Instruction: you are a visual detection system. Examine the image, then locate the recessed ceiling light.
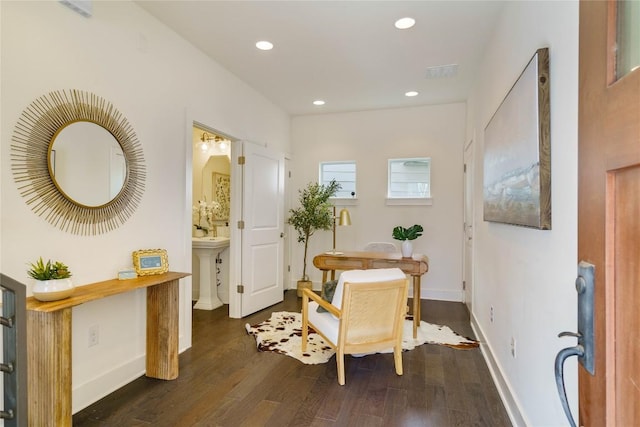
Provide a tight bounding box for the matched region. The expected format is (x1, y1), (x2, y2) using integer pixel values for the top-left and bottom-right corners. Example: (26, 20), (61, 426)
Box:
(256, 40), (274, 51)
(313, 100), (325, 106)
(405, 91), (419, 97)
(395, 17), (415, 30)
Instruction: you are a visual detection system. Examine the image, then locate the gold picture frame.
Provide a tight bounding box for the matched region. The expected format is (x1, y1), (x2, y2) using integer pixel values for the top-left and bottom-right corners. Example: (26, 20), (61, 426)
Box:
(132, 249), (169, 276)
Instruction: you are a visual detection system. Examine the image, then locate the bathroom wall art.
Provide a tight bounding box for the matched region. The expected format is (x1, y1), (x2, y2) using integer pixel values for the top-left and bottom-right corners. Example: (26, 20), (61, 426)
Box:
(212, 173), (230, 220)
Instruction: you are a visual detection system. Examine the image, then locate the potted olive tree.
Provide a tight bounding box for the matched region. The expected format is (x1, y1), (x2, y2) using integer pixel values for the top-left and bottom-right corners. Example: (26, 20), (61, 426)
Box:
(392, 224), (424, 258)
(287, 180), (341, 296)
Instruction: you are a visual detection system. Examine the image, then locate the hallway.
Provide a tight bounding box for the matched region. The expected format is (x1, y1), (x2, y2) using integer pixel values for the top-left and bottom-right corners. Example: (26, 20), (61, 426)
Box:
(74, 291), (511, 426)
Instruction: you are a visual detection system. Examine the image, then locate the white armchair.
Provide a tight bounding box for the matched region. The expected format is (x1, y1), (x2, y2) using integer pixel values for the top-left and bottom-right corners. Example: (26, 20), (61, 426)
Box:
(301, 268), (408, 385)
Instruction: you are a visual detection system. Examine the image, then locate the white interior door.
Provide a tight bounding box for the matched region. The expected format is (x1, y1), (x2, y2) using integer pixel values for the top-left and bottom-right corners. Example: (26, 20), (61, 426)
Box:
(463, 139), (474, 313)
(240, 142), (285, 316)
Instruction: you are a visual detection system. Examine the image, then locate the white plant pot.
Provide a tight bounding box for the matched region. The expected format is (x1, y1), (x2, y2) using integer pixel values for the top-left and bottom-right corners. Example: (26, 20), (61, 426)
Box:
(32, 278), (74, 302)
(401, 240), (413, 258)
(194, 228), (206, 238)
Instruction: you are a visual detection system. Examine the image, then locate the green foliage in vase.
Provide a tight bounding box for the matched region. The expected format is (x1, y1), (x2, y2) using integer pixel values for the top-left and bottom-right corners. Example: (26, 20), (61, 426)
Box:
(27, 257), (72, 280)
(392, 224), (424, 241)
(287, 180), (341, 280)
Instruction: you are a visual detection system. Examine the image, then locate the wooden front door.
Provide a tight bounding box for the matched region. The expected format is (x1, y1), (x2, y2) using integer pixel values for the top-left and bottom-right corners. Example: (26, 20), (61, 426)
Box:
(579, 1), (640, 426)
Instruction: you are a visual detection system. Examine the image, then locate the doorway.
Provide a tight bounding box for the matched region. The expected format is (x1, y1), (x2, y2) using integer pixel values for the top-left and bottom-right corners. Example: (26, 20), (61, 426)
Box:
(191, 124), (233, 305)
(463, 138), (474, 314)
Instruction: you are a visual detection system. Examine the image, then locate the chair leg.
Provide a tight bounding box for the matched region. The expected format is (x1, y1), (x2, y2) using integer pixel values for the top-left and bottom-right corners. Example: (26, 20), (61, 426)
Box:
(394, 346), (403, 376)
(337, 349), (345, 385)
(301, 294), (308, 352)
(301, 325), (308, 352)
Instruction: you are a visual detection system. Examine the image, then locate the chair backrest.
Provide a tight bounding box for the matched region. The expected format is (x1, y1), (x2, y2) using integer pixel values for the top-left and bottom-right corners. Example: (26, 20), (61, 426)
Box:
(338, 277), (409, 352)
(363, 242), (398, 253)
(330, 268), (405, 311)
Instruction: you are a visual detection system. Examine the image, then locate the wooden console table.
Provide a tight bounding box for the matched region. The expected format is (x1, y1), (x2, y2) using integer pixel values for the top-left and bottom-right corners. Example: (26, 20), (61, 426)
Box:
(313, 251), (429, 338)
(26, 271), (189, 426)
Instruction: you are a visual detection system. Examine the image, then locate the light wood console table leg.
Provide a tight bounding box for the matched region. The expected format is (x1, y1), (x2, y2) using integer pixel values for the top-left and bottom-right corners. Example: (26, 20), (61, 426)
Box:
(146, 279), (179, 380)
(27, 308), (72, 426)
(412, 276), (421, 338)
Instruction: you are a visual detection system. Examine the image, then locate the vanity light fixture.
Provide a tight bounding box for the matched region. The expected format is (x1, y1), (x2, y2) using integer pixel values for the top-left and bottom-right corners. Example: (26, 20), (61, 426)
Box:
(394, 17), (415, 30)
(256, 40), (274, 51)
(200, 132), (229, 152)
(405, 91), (419, 97)
(313, 100), (325, 106)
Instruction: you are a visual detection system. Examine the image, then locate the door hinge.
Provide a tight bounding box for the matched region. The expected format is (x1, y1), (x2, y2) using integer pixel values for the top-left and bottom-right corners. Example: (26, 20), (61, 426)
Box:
(288, 170), (291, 178)
(238, 155), (245, 165)
(237, 220), (245, 229)
(463, 281), (466, 290)
(464, 163), (467, 173)
(288, 265), (291, 272)
(237, 284), (244, 294)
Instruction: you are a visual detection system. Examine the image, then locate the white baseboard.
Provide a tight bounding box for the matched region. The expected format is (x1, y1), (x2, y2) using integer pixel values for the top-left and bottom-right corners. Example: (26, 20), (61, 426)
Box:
(422, 288), (462, 302)
(471, 312), (527, 427)
(72, 355), (146, 414)
(73, 342), (193, 414)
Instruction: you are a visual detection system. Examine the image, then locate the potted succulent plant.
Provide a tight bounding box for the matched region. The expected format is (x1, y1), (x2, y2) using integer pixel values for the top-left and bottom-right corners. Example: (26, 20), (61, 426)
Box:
(27, 257), (74, 301)
(392, 224), (424, 258)
(287, 180), (341, 296)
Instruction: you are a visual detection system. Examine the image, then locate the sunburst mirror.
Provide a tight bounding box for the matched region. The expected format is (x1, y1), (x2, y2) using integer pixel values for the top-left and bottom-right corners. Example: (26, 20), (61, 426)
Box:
(11, 89), (146, 235)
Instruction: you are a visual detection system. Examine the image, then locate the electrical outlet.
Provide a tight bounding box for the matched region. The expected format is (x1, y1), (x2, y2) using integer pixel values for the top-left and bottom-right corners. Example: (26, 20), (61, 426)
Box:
(88, 324), (99, 347)
(490, 306), (494, 323)
(511, 337), (517, 358)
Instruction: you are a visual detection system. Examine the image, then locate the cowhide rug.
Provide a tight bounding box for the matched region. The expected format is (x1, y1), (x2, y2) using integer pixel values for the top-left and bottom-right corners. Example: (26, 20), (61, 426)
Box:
(245, 311), (479, 365)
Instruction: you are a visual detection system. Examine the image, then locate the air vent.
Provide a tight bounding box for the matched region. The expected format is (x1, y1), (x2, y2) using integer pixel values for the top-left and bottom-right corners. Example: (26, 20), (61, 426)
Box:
(425, 64), (458, 79)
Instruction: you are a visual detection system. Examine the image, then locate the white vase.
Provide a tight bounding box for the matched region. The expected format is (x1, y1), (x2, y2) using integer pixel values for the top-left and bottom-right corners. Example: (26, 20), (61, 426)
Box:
(401, 240), (413, 258)
(32, 278), (74, 302)
(194, 228), (205, 238)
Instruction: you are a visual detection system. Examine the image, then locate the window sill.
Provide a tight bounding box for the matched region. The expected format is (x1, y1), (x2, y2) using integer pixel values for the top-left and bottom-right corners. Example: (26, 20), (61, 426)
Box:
(330, 198), (358, 206)
(385, 197), (433, 206)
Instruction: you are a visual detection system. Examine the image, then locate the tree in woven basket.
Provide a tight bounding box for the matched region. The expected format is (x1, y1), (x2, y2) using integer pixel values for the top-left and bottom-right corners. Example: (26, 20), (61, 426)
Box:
(287, 180), (341, 281)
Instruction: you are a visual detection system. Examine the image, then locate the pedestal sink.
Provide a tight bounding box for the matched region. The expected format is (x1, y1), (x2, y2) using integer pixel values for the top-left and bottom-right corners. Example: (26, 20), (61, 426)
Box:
(192, 236), (230, 310)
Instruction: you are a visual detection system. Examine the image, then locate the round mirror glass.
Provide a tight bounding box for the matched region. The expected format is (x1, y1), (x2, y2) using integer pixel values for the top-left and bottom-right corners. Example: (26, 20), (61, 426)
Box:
(50, 121), (126, 207)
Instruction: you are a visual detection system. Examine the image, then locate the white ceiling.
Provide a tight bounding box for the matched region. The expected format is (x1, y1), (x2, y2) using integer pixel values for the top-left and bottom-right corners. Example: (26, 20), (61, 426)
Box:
(135, 1), (505, 116)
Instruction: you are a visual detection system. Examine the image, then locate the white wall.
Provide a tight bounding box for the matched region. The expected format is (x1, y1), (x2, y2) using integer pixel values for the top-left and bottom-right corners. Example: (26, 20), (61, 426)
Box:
(1, 1), (289, 413)
(466, 2), (579, 425)
(290, 103), (465, 301)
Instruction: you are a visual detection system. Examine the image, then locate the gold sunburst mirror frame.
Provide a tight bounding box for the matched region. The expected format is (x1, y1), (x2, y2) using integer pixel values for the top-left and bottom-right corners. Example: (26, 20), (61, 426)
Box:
(10, 89), (146, 235)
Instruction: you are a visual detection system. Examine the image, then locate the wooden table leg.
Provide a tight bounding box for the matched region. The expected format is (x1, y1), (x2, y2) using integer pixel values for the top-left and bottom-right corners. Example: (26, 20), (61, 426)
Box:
(146, 279), (179, 380)
(412, 276), (421, 338)
(27, 309), (72, 426)
(322, 270), (328, 284)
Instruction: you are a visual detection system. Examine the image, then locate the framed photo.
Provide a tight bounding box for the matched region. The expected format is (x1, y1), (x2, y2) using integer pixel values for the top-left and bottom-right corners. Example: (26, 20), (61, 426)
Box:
(483, 47), (551, 229)
(132, 249), (169, 276)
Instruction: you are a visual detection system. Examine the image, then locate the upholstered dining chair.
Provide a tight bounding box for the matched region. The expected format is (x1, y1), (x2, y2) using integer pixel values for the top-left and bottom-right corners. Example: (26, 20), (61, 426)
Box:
(301, 268), (409, 385)
(363, 241), (398, 253)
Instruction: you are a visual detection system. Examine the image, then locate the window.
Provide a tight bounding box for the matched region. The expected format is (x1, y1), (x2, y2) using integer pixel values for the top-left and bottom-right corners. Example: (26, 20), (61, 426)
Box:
(387, 158), (431, 203)
(319, 161), (356, 198)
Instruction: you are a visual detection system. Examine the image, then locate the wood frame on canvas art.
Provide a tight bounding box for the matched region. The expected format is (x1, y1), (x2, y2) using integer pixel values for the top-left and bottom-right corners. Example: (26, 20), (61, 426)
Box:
(483, 47), (551, 229)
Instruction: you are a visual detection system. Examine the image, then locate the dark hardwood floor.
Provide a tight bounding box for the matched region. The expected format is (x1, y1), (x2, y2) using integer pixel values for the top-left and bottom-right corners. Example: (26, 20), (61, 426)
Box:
(74, 291), (511, 426)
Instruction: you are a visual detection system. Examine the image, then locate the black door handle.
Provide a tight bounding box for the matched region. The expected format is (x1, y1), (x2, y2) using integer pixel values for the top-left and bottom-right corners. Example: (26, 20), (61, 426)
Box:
(554, 342), (583, 427)
(554, 262), (595, 427)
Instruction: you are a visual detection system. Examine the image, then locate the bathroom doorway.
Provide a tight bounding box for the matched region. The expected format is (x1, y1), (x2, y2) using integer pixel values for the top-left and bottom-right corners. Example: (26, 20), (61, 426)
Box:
(191, 124), (233, 306)
(188, 121), (286, 320)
